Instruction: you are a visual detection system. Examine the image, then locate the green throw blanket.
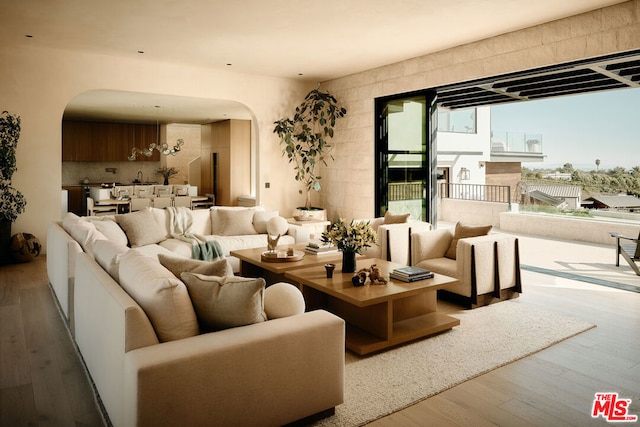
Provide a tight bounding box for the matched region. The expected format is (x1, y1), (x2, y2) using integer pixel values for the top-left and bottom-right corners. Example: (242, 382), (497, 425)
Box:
(167, 207), (224, 261)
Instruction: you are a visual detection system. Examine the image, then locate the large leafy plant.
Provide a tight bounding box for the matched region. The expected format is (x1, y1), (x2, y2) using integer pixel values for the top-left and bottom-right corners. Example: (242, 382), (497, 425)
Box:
(273, 88), (347, 209)
(0, 111), (26, 222)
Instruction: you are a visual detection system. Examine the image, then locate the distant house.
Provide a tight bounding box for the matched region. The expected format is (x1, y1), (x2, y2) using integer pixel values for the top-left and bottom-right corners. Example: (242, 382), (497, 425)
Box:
(583, 195), (640, 213)
(541, 171), (572, 181)
(521, 183), (581, 209)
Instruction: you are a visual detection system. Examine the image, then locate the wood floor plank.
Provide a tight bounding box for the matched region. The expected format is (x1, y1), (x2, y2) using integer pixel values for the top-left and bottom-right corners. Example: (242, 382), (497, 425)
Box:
(0, 304), (31, 389)
(0, 384), (38, 427)
(20, 284), (77, 426)
(438, 386), (536, 427)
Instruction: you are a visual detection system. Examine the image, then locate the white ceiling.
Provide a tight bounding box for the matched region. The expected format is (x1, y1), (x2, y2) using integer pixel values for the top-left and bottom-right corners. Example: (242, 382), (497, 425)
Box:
(1, 0), (627, 123)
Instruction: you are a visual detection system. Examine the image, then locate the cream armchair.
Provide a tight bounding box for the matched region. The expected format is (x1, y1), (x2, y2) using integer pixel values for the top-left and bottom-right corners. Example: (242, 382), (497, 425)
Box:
(359, 217), (432, 265)
(411, 229), (522, 308)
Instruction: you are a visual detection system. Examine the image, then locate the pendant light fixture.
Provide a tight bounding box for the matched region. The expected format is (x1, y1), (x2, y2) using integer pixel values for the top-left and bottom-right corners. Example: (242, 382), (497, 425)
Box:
(128, 106), (184, 160)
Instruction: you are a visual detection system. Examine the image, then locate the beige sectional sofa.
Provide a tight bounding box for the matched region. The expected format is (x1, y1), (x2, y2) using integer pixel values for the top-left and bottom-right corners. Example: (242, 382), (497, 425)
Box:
(46, 206), (345, 427)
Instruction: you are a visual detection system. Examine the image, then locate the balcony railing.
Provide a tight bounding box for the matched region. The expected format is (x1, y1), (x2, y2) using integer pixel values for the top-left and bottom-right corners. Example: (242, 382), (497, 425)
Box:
(389, 182), (423, 201)
(439, 182), (512, 206)
(491, 131), (543, 154)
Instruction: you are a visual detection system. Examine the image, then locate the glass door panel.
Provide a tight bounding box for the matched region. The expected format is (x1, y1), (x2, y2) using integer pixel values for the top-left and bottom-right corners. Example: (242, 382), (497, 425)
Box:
(375, 91), (437, 223)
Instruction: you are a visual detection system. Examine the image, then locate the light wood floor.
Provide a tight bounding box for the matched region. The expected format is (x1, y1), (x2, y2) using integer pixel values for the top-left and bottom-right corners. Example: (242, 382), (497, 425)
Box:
(1, 257), (638, 426)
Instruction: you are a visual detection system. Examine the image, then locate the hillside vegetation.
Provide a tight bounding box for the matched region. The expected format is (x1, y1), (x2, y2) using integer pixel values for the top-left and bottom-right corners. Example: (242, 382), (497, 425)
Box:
(522, 163), (640, 198)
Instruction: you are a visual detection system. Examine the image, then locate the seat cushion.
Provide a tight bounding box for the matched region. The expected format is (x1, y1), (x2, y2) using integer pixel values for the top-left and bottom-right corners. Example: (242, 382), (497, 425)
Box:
(180, 273), (266, 331)
(445, 222), (492, 260)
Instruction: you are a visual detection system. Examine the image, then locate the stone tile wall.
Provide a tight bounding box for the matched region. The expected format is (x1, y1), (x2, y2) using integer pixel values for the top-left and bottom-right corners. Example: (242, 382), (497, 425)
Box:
(320, 0), (640, 222)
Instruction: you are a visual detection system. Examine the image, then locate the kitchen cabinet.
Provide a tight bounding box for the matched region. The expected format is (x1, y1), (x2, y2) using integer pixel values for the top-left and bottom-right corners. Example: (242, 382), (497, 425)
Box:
(201, 120), (251, 206)
(63, 185), (84, 216)
(62, 121), (159, 162)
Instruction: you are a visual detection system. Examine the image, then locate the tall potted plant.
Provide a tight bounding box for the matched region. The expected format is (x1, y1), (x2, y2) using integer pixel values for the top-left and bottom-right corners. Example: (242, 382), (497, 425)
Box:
(273, 88), (347, 214)
(0, 111), (26, 264)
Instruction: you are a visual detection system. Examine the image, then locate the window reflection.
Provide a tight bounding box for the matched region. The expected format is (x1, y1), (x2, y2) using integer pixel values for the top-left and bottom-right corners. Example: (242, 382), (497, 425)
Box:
(437, 107), (476, 133)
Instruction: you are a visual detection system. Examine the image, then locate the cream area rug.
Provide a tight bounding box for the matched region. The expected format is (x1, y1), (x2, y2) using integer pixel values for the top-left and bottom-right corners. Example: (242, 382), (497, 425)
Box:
(312, 301), (595, 426)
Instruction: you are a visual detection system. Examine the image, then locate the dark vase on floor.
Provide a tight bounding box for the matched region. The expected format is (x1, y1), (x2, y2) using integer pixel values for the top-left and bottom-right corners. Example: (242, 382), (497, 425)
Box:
(0, 220), (11, 265)
(163, 177), (169, 185)
(342, 250), (356, 273)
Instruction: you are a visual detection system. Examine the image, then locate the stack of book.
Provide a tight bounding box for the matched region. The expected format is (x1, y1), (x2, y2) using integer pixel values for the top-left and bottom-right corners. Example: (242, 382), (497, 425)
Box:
(304, 242), (339, 255)
(390, 266), (434, 282)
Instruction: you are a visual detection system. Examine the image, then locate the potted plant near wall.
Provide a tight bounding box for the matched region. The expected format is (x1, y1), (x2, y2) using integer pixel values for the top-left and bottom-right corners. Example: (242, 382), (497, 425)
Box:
(273, 88), (347, 219)
(156, 166), (179, 185)
(0, 111), (27, 264)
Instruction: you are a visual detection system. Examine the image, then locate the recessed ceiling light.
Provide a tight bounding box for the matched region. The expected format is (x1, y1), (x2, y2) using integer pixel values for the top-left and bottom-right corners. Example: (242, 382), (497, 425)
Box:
(226, 63), (232, 66)
(298, 73), (304, 76)
(137, 50), (144, 54)
(25, 35), (33, 38)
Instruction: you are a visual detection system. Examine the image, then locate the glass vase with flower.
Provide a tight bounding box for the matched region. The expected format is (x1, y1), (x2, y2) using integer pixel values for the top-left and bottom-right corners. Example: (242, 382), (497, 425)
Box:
(320, 218), (377, 273)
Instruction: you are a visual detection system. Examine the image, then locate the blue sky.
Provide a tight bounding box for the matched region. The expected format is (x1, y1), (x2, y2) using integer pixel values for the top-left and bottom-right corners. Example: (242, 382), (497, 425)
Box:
(490, 87), (640, 171)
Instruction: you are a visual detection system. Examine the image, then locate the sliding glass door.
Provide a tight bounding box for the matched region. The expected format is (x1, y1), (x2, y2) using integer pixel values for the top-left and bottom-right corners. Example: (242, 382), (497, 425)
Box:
(375, 90), (437, 224)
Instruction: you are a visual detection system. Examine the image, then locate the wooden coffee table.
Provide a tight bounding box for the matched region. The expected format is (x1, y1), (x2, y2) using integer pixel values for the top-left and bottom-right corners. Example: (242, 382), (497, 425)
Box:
(284, 258), (460, 355)
(230, 243), (347, 285)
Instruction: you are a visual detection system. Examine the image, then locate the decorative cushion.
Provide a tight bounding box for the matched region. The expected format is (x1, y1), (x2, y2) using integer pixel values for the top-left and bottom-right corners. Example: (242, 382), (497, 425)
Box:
(93, 240), (129, 281)
(116, 207), (167, 247)
(63, 214), (107, 256)
(217, 208), (258, 236)
(158, 253), (232, 278)
(210, 206), (261, 235)
(384, 211), (410, 224)
(267, 216), (289, 236)
(89, 218), (128, 247)
(119, 250), (199, 342)
(253, 210), (279, 234)
(264, 282), (305, 319)
(190, 208), (212, 235)
(444, 222), (493, 260)
(180, 273), (266, 331)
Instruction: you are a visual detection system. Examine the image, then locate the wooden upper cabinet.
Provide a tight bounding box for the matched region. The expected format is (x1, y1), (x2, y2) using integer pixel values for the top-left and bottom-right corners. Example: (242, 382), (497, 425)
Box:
(62, 120), (160, 161)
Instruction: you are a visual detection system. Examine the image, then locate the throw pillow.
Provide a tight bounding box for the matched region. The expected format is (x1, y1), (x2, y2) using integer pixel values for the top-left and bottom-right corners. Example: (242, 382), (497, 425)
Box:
(180, 273), (266, 331)
(384, 211), (410, 224)
(158, 253), (232, 278)
(119, 250), (199, 342)
(266, 216), (289, 236)
(116, 207), (167, 247)
(64, 215), (108, 256)
(93, 239), (129, 281)
(264, 282), (305, 319)
(217, 208), (258, 236)
(253, 210), (279, 234)
(210, 206), (260, 235)
(444, 222), (493, 260)
(89, 218), (129, 247)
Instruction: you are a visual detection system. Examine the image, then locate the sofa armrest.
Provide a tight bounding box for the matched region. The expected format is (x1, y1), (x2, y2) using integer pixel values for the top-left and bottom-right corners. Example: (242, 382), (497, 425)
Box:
(46, 222), (82, 322)
(411, 229), (452, 265)
(457, 233), (521, 298)
(75, 252), (159, 427)
(378, 220), (432, 265)
(124, 310), (345, 427)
